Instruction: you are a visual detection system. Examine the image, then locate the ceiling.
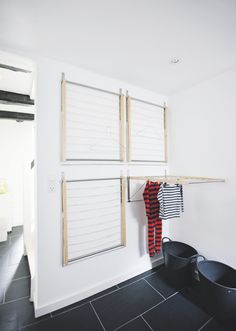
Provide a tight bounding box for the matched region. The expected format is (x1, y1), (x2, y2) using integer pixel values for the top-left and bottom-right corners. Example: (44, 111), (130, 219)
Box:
(0, 0), (236, 95)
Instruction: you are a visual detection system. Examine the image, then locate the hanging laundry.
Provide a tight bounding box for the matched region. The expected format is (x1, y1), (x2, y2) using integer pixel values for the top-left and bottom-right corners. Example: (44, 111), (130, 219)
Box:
(143, 181), (162, 257)
(157, 183), (184, 220)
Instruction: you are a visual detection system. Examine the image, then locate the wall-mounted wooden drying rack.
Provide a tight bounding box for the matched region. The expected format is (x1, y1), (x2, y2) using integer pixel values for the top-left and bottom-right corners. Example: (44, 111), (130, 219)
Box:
(127, 175), (226, 202)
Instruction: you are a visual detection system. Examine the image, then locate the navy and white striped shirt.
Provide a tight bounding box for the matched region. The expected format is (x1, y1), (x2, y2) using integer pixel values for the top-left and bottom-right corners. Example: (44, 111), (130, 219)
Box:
(157, 183), (184, 220)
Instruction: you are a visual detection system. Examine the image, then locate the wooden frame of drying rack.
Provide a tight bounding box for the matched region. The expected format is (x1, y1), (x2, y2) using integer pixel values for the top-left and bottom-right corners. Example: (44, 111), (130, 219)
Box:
(126, 91), (168, 163)
(127, 175), (226, 202)
(61, 73), (126, 162)
(61, 176), (127, 266)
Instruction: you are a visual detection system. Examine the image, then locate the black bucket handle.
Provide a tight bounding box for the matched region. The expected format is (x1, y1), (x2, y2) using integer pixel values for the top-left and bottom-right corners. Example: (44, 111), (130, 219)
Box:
(190, 254), (206, 264)
(162, 237), (172, 245)
(190, 254), (206, 281)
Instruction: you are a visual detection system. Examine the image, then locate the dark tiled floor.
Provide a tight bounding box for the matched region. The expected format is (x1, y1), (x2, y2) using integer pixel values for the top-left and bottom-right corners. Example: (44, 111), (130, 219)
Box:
(0, 227), (235, 331)
(92, 279), (164, 330)
(0, 226), (50, 330)
(143, 289), (209, 331)
(115, 317), (151, 331)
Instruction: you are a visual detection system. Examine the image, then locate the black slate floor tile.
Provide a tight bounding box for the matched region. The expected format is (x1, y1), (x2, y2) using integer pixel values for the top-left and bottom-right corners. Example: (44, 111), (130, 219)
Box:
(13, 256), (31, 280)
(0, 297), (49, 330)
(8, 236), (24, 266)
(5, 277), (30, 302)
(200, 318), (227, 331)
(117, 317), (151, 331)
(143, 289), (210, 331)
(117, 265), (164, 288)
(145, 267), (181, 298)
(52, 285), (118, 316)
(0, 265), (21, 285)
(92, 279), (164, 331)
(0, 285), (4, 304)
(219, 318), (236, 331)
(182, 282), (211, 312)
(23, 303), (104, 331)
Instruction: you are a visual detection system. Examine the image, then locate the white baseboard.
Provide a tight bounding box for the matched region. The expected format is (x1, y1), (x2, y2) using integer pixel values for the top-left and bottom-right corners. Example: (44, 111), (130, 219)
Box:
(34, 257), (164, 318)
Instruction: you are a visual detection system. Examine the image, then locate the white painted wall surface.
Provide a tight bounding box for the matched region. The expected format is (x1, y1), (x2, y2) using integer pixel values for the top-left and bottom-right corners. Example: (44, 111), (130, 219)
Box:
(0, 120), (33, 230)
(35, 56), (168, 316)
(168, 66), (236, 269)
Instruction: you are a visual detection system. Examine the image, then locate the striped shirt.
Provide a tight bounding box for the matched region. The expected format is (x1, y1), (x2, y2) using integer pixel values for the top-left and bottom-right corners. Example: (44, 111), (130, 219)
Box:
(157, 183), (184, 220)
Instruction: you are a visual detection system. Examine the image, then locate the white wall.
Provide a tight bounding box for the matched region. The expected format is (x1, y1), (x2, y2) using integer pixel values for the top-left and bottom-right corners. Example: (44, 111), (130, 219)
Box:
(35, 56), (168, 316)
(0, 120), (34, 230)
(168, 66), (236, 269)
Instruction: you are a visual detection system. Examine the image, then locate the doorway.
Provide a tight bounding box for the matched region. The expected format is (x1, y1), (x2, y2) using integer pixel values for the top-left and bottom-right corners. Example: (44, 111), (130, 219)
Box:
(0, 52), (36, 307)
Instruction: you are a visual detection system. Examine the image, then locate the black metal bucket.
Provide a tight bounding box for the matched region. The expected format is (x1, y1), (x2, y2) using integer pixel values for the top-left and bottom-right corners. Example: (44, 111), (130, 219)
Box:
(162, 237), (198, 287)
(197, 260), (236, 322)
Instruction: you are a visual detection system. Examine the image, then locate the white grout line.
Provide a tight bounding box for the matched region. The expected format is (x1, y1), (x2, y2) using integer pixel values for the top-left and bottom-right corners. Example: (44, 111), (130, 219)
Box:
(140, 299), (167, 316)
(198, 317), (213, 331)
(141, 315), (154, 331)
(113, 316), (140, 331)
(165, 290), (180, 300)
(90, 287), (120, 303)
(51, 288), (120, 317)
(51, 301), (89, 317)
(143, 278), (166, 300)
(116, 266), (164, 290)
(3, 295), (30, 304)
(20, 316), (52, 330)
(90, 302), (106, 331)
(141, 290), (179, 317)
(11, 275), (31, 282)
(114, 292), (174, 331)
(116, 277), (143, 289)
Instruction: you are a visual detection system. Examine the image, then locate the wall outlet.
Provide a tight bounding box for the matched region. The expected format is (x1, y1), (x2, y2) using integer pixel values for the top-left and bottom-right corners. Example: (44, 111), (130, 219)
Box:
(48, 180), (56, 192)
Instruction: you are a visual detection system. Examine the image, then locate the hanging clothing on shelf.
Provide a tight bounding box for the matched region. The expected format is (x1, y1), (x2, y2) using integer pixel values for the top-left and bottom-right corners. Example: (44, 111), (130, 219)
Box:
(157, 183), (184, 220)
(143, 181), (162, 257)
